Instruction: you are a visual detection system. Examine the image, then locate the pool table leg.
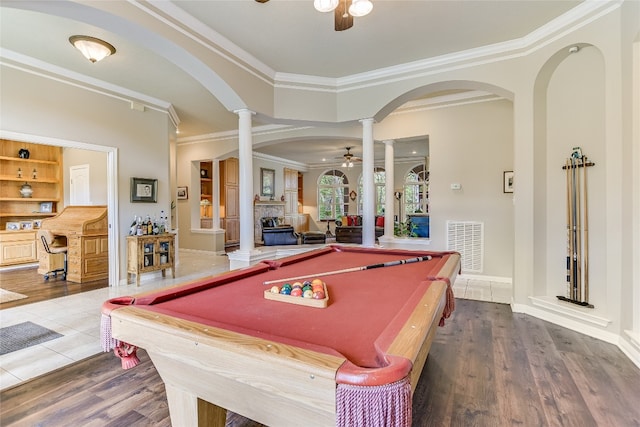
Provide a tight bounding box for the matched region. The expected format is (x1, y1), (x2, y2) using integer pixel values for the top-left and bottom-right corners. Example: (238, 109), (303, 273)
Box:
(165, 383), (227, 427)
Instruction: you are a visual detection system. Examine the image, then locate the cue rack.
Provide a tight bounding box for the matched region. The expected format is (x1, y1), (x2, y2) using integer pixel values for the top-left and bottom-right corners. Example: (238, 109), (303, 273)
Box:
(558, 147), (595, 308)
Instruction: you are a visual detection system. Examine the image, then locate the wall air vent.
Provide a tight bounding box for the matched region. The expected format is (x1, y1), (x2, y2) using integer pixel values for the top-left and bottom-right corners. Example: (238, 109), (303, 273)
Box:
(446, 221), (484, 273)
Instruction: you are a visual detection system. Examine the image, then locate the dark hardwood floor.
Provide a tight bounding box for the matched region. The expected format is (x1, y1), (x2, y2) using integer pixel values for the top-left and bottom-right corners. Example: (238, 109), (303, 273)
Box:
(2, 299), (639, 426)
(0, 265), (108, 309)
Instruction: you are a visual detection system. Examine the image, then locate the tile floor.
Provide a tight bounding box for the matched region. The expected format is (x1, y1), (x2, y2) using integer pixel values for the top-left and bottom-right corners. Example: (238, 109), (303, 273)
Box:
(0, 250), (512, 391)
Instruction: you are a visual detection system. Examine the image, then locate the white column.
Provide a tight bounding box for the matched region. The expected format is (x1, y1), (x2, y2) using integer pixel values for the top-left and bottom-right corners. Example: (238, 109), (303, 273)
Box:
(361, 118), (375, 247)
(212, 160), (221, 230)
(383, 140), (395, 238)
(236, 108), (255, 253)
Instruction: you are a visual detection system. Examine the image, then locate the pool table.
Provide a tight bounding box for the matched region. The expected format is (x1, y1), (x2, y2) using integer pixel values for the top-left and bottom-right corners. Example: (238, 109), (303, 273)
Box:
(102, 245), (460, 427)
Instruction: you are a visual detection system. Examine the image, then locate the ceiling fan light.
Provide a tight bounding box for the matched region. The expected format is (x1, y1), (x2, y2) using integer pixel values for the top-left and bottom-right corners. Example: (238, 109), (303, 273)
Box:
(314, 0), (339, 13)
(69, 35), (116, 63)
(349, 0), (373, 17)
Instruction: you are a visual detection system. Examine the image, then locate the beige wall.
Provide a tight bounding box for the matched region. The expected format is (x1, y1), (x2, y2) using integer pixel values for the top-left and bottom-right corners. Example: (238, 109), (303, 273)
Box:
(63, 148), (108, 206)
(0, 65), (174, 284)
(294, 99), (514, 278)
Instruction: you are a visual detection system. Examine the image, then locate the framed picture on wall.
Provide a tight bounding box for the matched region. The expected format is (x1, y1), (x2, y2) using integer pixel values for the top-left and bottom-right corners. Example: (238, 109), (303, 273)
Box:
(260, 168), (275, 197)
(177, 186), (188, 200)
(131, 177), (158, 203)
(503, 171), (514, 193)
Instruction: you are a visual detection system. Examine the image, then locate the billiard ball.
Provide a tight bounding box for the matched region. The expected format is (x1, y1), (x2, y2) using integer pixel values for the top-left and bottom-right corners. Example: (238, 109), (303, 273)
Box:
(312, 290), (325, 299)
(270, 286), (280, 293)
(303, 289), (313, 298)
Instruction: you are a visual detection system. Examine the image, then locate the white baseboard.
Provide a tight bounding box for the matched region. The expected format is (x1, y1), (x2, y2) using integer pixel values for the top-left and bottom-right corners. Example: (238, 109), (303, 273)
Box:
(512, 299), (640, 369)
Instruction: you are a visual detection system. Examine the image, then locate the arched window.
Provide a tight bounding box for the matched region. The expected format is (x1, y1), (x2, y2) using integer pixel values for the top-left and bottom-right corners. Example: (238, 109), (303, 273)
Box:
(404, 164), (429, 215)
(358, 167), (386, 215)
(317, 170), (349, 220)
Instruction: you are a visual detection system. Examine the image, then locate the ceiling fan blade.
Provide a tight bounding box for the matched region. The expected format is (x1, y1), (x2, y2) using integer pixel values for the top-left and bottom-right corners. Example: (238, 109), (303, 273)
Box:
(335, 0), (353, 31)
(255, 0), (269, 3)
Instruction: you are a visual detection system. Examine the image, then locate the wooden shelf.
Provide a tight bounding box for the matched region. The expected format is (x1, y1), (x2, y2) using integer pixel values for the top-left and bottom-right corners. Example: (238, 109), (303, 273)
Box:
(0, 155), (59, 165)
(0, 212), (57, 217)
(0, 176), (58, 183)
(1, 197), (60, 202)
(1, 140), (62, 245)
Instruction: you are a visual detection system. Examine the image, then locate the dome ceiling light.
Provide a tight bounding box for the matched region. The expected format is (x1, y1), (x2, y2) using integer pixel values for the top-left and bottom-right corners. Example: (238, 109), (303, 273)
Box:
(69, 35), (116, 63)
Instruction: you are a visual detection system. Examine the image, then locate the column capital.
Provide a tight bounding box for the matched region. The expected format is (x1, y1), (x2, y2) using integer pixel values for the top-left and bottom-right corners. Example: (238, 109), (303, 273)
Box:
(233, 108), (256, 116)
(359, 117), (375, 125)
(382, 139), (395, 145)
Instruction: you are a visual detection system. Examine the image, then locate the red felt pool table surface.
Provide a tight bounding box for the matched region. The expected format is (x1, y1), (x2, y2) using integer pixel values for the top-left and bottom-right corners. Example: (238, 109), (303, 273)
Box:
(103, 245), (460, 427)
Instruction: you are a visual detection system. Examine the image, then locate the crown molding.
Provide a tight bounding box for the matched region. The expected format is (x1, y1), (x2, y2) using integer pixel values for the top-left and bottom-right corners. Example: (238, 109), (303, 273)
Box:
(138, 0), (275, 84)
(0, 48), (180, 127)
(136, 0), (619, 94)
(273, 0), (621, 93)
(253, 151), (308, 172)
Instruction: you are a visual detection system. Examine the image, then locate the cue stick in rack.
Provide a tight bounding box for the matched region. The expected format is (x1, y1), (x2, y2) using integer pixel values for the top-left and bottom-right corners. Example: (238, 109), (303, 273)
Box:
(566, 158), (571, 296)
(571, 157), (580, 301)
(262, 255), (432, 285)
(576, 155), (582, 302)
(583, 155), (589, 303)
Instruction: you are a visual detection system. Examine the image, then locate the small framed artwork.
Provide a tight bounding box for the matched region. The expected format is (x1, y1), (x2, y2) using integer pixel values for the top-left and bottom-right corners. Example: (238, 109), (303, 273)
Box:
(20, 221), (33, 230)
(503, 171), (514, 193)
(33, 219), (43, 229)
(177, 186), (188, 200)
(40, 202), (53, 213)
(5, 222), (20, 231)
(260, 168), (275, 197)
(131, 177), (158, 203)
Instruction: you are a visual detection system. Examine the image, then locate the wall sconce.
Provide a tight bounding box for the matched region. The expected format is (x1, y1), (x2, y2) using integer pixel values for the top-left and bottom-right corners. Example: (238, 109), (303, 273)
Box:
(69, 35), (116, 63)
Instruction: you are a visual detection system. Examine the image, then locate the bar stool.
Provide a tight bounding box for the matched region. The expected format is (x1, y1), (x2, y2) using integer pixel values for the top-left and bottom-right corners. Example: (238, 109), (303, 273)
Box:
(38, 229), (67, 280)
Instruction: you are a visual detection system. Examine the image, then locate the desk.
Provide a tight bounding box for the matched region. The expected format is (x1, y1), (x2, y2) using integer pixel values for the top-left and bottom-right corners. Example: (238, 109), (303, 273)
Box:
(40, 206), (108, 283)
(102, 246), (460, 427)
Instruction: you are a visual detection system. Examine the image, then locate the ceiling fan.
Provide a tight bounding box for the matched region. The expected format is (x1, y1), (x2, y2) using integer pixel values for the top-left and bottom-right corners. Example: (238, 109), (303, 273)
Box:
(336, 147), (362, 167)
(255, 0), (372, 32)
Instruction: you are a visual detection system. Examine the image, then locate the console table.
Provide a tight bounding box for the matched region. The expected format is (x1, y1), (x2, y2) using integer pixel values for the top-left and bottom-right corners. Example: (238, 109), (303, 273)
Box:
(127, 233), (175, 286)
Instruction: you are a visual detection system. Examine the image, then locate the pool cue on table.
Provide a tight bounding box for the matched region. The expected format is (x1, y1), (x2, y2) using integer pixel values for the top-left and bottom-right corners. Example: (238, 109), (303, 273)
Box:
(262, 255), (432, 285)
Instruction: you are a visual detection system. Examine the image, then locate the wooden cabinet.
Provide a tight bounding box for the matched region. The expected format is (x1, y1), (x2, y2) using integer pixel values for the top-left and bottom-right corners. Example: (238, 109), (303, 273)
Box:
(127, 234), (175, 286)
(220, 158), (239, 245)
(282, 168), (308, 233)
(1, 140), (62, 266)
(0, 140), (62, 231)
(0, 230), (37, 266)
(284, 214), (309, 233)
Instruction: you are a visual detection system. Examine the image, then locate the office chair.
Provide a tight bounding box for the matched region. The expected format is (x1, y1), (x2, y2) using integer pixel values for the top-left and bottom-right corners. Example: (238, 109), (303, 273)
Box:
(38, 229), (67, 280)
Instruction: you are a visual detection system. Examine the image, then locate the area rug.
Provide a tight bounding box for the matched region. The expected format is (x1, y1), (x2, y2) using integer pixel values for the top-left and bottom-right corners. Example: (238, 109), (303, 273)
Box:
(0, 321), (63, 355)
(0, 288), (28, 304)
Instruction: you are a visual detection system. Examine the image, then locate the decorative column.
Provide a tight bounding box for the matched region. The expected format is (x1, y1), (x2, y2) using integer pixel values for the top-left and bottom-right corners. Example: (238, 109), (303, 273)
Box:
(383, 140), (395, 238)
(236, 109), (255, 253)
(360, 118), (375, 247)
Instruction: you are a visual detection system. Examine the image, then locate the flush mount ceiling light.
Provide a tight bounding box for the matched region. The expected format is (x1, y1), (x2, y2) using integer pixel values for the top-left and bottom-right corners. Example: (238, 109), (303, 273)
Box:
(69, 35), (116, 63)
